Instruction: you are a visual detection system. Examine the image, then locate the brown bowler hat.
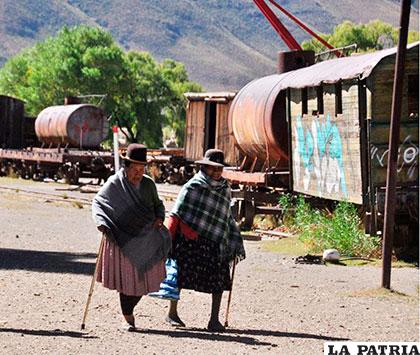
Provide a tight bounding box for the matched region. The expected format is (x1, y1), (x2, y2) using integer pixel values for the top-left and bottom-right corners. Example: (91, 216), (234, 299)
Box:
(120, 143), (148, 164)
(195, 149), (225, 167)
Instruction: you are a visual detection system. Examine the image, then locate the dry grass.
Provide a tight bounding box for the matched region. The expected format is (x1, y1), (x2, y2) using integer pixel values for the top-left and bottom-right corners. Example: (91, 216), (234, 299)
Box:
(0, 189), (86, 210)
(337, 258), (417, 268)
(71, 201), (84, 209)
(0, 191), (35, 209)
(261, 237), (310, 256)
(252, 214), (281, 230)
(0, 177), (37, 186)
(346, 287), (418, 303)
(260, 236), (418, 268)
(0, 176), (62, 188)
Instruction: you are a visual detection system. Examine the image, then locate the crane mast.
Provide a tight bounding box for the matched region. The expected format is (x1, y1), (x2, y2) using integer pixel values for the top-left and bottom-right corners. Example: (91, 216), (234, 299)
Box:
(253, 0), (341, 57)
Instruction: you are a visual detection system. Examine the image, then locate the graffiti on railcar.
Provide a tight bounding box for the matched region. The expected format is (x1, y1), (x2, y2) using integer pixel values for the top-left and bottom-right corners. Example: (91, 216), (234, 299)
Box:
(292, 112), (363, 203)
(294, 113), (348, 197)
(370, 134), (419, 179)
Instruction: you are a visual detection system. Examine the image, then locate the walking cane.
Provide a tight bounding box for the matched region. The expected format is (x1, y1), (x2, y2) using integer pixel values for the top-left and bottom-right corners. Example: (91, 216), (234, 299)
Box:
(81, 234), (105, 330)
(224, 256), (237, 328)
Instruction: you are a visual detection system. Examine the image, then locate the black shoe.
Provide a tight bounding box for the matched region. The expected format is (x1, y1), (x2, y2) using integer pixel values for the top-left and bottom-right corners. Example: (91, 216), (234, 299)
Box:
(207, 321), (225, 332)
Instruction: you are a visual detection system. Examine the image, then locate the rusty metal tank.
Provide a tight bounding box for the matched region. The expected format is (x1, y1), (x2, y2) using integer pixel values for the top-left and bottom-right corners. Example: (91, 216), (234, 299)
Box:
(35, 104), (108, 148)
(228, 74), (289, 169)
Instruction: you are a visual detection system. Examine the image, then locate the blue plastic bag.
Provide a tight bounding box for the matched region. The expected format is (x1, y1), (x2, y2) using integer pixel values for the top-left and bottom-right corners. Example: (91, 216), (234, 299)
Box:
(148, 258), (180, 301)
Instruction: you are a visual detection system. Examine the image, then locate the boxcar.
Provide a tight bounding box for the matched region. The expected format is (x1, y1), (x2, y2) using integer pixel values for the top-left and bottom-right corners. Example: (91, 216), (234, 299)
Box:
(225, 43), (418, 245)
(184, 92), (238, 165)
(286, 42), (419, 238)
(0, 95), (25, 149)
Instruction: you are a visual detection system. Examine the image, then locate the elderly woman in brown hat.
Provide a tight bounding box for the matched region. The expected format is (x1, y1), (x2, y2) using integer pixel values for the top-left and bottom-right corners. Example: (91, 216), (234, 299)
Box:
(92, 144), (171, 331)
(165, 149), (245, 332)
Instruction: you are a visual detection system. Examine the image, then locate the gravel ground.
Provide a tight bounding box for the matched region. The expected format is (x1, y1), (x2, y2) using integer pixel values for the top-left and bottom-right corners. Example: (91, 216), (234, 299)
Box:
(0, 179), (418, 354)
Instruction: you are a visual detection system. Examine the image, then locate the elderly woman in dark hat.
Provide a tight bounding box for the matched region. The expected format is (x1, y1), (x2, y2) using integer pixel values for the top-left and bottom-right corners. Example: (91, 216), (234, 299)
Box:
(92, 144), (171, 331)
(165, 149), (245, 332)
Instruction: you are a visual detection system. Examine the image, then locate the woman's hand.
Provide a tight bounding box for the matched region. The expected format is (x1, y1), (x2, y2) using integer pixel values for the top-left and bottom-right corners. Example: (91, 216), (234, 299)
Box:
(153, 218), (164, 230)
(97, 225), (116, 243)
(97, 225), (109, 234)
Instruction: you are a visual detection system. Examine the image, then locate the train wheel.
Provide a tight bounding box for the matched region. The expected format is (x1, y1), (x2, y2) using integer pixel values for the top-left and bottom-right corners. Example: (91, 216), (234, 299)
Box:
(68, 165), (80, 185)
(0, 160), (5, 176)
(59, 163), (80, 185)
(242, 200), (256, 230)
(244, 200), (256, 230)
(231, 200), (240, 221)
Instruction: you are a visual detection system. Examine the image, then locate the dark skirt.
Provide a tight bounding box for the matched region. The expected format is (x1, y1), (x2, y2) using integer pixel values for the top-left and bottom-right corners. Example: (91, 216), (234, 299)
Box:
(172, 234), (231, 294)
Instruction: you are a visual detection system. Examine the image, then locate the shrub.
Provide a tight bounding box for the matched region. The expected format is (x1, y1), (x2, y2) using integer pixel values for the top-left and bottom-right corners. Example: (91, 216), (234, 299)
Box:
(278, 194), (380, 257)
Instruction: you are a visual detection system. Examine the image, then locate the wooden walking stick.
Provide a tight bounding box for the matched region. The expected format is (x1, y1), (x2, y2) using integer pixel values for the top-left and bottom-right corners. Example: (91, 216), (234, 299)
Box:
(224, 256), (237, 328)
(81, 234), (105, 330)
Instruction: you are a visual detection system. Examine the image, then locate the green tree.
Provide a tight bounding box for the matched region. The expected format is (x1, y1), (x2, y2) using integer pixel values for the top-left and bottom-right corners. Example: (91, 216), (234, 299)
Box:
(115, 51), (173, 147)
(302, 20), (419, 54)
(161, 59), (202, 146)
(0, 25), (201, 147)
(0, 26), (127, 116)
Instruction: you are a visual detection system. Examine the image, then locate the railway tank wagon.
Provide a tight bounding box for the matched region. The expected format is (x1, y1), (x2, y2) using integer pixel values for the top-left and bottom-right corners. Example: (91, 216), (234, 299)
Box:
(224, 43), (418, 250)
(0, 102), (114, 184)
(35, 104), (108, 148)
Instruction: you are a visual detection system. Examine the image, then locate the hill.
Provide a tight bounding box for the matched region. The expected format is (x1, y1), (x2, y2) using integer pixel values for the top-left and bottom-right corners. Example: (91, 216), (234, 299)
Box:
(0, 0), (418, 90)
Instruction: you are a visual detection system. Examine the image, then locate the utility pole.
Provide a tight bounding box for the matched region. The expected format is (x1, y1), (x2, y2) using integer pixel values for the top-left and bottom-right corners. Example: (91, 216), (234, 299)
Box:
(381, 0), (411, 289)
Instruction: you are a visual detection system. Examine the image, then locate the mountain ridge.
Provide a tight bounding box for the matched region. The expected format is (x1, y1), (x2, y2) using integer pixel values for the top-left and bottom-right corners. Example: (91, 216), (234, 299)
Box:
(1, 0), (418, 90)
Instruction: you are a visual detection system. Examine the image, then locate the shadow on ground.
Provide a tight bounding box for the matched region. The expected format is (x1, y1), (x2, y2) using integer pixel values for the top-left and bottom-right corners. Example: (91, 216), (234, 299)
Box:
(0, 248), (96, 275)
(0, 327), (98, 339)
(135, 327), (350, 346)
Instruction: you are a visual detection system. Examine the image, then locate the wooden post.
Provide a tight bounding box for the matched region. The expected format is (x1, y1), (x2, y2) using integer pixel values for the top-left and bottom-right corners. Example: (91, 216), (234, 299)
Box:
(381, 0), (411, 289)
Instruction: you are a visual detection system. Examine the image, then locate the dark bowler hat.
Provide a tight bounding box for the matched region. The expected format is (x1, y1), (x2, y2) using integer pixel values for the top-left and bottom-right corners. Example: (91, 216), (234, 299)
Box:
(195, 149), (225, 167)
(120, 143), (147, 164)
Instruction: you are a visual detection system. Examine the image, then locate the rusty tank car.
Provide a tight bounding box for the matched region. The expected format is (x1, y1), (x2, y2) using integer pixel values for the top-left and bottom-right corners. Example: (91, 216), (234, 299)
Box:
(0, 99), (187, 185)
(35, 104), (108, 149)
(0, 100), (114, 184)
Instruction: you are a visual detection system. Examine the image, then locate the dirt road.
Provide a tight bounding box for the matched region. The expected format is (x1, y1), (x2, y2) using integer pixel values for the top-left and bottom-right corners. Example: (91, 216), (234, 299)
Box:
(0, 178), (418, 354)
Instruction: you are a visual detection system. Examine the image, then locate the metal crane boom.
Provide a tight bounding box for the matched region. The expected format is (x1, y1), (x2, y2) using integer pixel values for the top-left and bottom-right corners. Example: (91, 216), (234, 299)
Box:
(253, 0), (302, 50)
(267, 0), (341, 57)
(253, 0), (341, 57)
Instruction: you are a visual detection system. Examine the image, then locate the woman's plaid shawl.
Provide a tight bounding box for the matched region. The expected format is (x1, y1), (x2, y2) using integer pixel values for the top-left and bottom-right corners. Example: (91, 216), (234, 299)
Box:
(171, 171), (245, 261)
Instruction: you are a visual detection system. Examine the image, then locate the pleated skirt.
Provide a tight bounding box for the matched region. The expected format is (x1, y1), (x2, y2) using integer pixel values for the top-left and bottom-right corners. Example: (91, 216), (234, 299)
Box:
(96, 238), (166, 296)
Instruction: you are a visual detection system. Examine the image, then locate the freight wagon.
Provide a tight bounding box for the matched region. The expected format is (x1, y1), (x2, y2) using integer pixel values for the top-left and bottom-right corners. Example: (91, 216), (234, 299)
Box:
(0, 97), (188, 185)
(184, 43), (419, 253)
(0, 100), (114, 184)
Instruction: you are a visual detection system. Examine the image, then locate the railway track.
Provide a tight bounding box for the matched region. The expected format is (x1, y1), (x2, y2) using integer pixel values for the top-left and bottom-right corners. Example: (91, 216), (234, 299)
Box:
(0, 182), (180, 207)
(0, 180), (272, 239)
(0, 185), (92, 206)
